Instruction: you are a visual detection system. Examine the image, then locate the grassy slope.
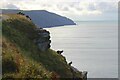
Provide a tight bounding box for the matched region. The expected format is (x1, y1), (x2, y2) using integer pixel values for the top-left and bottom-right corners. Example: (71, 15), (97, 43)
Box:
(2, 14), (82, 79)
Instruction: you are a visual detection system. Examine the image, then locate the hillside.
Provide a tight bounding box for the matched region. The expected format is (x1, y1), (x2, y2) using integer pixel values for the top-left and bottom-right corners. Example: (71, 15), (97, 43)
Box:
(1, 14), (85, 79)
(2, 9), (76, 28)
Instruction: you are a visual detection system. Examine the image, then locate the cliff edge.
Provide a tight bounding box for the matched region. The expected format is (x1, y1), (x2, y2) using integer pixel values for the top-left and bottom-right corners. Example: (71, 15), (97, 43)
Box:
(1, 14), (87, 79)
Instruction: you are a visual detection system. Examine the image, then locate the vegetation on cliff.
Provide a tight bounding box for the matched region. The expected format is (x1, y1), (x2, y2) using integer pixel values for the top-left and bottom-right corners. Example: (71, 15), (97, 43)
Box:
(2, 14), (82, 79)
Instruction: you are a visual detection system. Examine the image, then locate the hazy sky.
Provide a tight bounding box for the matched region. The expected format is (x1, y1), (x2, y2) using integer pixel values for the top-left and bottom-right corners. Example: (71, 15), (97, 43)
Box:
(1, 0), (119, 21)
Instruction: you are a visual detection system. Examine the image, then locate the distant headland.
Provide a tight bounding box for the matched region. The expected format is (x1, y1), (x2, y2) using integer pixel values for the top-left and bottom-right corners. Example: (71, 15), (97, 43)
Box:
(2, 9), (76, 28)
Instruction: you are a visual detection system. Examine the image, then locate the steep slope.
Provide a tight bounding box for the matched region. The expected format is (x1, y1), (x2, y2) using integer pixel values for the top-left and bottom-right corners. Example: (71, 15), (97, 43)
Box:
(2, 14), (82, 79)
(2, 9), (76, 28)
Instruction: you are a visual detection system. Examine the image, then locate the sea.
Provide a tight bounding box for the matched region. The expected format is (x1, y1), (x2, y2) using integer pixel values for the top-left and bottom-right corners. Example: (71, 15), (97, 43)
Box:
(45, 21), (118, 78)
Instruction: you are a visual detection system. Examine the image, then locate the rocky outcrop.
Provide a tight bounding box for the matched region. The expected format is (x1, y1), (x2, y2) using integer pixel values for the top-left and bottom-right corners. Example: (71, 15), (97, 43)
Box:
(81, 71), (87, 80)
(33, 28), (51, 51)
(70, 66), (88, 80)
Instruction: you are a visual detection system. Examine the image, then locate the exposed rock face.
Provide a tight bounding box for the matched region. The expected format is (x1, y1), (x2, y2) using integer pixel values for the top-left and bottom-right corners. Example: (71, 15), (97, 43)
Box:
(34, 28), (51, 51)
(70, 66), (87, 80)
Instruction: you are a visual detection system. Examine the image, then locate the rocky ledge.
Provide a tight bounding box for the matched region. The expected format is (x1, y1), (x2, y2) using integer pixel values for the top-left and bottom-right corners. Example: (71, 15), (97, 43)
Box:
(33, 28), (51, 51)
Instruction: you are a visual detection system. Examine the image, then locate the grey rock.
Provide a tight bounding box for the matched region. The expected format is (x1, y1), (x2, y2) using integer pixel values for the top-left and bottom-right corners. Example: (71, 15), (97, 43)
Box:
(33, 28), (51, 51)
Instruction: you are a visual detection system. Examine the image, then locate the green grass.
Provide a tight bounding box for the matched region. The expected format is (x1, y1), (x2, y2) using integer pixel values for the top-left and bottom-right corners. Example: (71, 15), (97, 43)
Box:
(2, 14), (82, 79)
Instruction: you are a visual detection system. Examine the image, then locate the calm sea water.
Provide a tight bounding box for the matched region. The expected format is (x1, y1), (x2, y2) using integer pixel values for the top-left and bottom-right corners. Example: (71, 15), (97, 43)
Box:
(45, 21), (118, 78)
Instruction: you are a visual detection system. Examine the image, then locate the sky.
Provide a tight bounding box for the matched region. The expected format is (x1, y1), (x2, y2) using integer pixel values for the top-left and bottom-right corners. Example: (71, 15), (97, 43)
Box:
(0, 0), (119, 21)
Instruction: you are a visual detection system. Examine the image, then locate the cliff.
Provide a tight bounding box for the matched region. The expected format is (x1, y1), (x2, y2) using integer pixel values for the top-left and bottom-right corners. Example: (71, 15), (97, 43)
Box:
(1, 14), (87, 79)
(2, 9), (76, 28)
